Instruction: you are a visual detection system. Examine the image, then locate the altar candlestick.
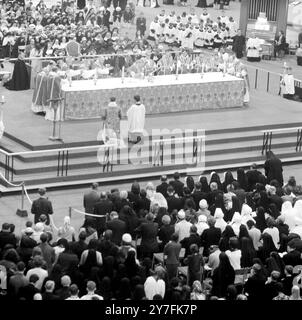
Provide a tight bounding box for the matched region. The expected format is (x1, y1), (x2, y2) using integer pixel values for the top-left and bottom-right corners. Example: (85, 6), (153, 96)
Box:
(1, 96), (5, 103)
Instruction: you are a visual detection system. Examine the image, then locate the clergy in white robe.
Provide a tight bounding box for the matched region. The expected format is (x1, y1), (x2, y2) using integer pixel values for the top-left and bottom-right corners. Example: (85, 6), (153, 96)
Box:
(246, 36), (261, 62)
(281, 67), (295, 99)
(127, 95), (146, 143)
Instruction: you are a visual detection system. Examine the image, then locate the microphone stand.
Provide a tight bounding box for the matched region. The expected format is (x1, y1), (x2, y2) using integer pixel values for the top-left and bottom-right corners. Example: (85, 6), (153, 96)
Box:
(47, 97), (65, 143)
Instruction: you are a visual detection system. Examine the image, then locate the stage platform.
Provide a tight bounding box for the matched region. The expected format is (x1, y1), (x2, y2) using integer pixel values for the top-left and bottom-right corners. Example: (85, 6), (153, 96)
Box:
(0, 83), (302, 191)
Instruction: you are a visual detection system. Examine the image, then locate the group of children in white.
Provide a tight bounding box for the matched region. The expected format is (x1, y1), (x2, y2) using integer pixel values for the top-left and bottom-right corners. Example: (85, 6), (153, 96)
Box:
(147, 8), (238, 50)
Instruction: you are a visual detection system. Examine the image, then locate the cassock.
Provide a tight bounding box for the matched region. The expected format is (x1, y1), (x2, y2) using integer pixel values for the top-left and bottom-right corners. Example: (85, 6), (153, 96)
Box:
(127, 102), (145, 141)
(4, 58), (30, 91)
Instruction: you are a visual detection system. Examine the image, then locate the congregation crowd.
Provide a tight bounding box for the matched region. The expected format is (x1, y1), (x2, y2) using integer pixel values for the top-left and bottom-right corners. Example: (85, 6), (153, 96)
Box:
(1, 151), (302, 300)
(0, 0), (244, 59)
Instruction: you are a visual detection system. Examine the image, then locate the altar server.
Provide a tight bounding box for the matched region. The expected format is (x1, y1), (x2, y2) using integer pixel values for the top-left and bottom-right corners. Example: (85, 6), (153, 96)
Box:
(246, 34), (261, 62)
(127, 95), (146, 143)
(280, 65), (295, 100)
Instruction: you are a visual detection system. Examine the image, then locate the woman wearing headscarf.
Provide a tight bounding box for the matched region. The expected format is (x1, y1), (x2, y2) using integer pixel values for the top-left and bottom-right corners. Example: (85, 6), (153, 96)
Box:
(291, 200), (302, 237)
(240, 237), (256, 268)
(222, 171), (235, 193)
(266, 252), (285, 278)
(199, 176), (210, 193)
(211, 252), (235, 298)
(281, 201), (295, 230)
(185, 176), (195, 193)
(195, 215), (209, 236)
(230, 212), (242, 236)
(57, 216), (75, 242)
(241, 203), (256, 226)
(226, 237), (242, 271)
(289, 285), (302, 300)
(219, 226), (236, 252)
(225, 195), (240, 223)
(125, 248), (140, 279)
(254, 206), (267, 233)
(263, 217), (280, 250)
(79, 239), (102, 277)
(257, 233), (277, 264)
(209, 193), (226, 216)
(209, 172), (222, 191)
(214, 208), (227, 233)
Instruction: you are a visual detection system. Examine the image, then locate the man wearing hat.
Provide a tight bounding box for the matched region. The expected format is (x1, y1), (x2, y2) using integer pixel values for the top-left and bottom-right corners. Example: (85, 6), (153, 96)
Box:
(118, 233), (135, 263)
(31, 188), (53, 225)
(174, 209), (192, 242)
(197, 199), (211, 218)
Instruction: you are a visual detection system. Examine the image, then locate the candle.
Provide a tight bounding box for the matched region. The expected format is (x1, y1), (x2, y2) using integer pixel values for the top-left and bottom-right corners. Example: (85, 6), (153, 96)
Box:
(122, 66), (125, 80)
(1, 96), (5, 103)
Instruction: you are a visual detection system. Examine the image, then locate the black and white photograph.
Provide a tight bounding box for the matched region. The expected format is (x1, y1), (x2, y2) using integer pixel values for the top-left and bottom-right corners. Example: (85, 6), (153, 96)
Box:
(0, 0), (302, 309)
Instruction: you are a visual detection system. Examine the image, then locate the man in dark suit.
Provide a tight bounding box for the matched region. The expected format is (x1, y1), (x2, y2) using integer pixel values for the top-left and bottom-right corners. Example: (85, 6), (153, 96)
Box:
(180, 225), (202, 257)
(106, 211), (127, 245)
(18, 274), (40, 300)
(169, 172), (184, 197)
(166, 186), (183, 213)
(0, 223), (17, 251)
(246, 163), (262, 192)
(31, 188), (53, 225)
(156, 175), (169, 198)
(264, 151), (284, 186)
(200, 216), (221, 257)
(93, 192), (113, 237)
(192, 182), (207, 209)
(83, 183), (100, 213)
(283, 240), (302, 267)
(135, 213), (159, 259)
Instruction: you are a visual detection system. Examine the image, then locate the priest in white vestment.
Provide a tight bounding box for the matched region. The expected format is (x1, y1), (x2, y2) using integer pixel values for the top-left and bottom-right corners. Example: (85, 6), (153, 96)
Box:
(246, 35), (261, 62)
(127, 95), (146, 143)
(281, 66), (295, 100)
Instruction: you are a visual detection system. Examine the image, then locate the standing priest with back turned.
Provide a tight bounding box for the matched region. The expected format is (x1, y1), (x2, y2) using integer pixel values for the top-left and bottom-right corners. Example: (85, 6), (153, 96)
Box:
(127, 95), (146, 144)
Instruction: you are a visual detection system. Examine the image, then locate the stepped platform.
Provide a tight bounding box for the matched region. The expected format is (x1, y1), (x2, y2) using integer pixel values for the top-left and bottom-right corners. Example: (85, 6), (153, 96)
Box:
(0, 85), (302, 193)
